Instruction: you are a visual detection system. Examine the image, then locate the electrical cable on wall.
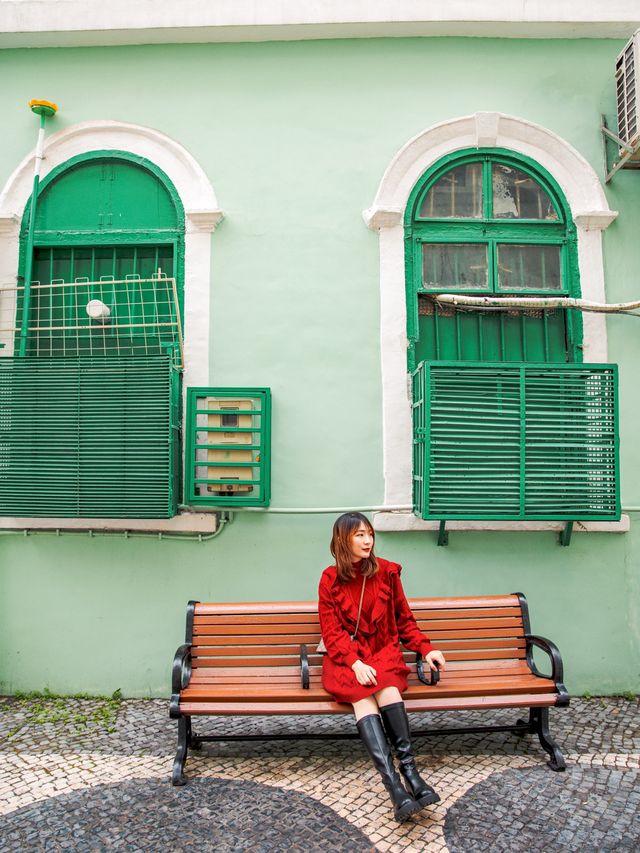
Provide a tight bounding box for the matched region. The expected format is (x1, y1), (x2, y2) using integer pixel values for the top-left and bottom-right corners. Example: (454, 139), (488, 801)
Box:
(431, 294), (640, 315)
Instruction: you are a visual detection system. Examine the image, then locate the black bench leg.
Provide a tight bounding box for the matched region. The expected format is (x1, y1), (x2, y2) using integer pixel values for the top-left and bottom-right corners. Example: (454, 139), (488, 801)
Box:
(515, 707), (536, 735)
(172, 716), (190, 786)
(532, 707), (566, 772)
(188, 717), (203, 751)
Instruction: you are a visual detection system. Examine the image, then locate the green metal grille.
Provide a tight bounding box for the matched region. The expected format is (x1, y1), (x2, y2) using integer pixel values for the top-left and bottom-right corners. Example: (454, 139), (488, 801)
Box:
(185, 388), (271, 507)
(413, 361), (620, 521)
(0, 355), (179, 518)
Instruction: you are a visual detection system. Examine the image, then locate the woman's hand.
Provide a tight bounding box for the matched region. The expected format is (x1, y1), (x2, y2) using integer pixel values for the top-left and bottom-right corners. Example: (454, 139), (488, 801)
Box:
(425, 650), (446, 671)
(351, 660), (378, 686)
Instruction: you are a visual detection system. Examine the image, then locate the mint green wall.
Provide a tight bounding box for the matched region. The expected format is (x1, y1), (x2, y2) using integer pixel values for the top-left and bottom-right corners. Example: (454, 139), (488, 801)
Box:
(0, 38), (639, 696)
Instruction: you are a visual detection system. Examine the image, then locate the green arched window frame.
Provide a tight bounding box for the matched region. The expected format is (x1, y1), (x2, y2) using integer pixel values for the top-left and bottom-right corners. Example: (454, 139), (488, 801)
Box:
(404, 148), (582, 370)
(8, 151), (186, 517)
(18, 150), (185, 320)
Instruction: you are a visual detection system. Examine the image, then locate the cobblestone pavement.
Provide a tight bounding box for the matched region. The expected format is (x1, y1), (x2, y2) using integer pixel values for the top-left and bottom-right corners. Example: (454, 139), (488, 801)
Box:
(0, 697), (638, 852)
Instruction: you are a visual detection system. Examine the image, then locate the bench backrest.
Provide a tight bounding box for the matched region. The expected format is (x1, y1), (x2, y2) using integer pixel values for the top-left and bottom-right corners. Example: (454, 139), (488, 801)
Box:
(188, 594), (529, 672)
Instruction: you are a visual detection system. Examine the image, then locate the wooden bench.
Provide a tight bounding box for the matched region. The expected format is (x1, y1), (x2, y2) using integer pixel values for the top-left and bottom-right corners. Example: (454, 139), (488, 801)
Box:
(170, 592), (569, 785)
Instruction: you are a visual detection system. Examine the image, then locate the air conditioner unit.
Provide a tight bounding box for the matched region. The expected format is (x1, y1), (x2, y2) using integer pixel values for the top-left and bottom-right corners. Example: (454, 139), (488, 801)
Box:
(615, 29), (640, 160)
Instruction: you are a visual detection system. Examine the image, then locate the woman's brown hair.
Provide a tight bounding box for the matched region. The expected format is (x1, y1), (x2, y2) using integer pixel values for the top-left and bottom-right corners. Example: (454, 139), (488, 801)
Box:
(330, 512), (379, 582)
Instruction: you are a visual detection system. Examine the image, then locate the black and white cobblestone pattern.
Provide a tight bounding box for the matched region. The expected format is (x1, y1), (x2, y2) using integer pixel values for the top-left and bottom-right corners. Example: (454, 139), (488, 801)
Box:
(0, 697), (638, 852)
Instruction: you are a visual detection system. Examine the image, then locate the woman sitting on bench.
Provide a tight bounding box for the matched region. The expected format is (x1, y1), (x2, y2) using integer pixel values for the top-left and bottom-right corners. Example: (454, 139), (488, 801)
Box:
(318, 512), (446, 822)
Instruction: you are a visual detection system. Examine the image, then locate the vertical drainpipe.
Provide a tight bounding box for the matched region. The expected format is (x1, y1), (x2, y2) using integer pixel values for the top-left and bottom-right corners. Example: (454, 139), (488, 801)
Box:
(18, 99), (58, 357)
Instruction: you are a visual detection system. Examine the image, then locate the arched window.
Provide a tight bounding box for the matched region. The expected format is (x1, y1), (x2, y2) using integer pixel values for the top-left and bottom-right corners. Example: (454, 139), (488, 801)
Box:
(16, 151), (184, 361)
(405, 151), (617, 525)
(404, 150), (581, 371)
(0, 152), (185, 519)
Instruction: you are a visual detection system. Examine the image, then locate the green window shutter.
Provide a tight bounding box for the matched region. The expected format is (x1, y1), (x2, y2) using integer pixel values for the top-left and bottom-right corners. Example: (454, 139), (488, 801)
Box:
(413, 362), (619, 521)
(185, 388), (271, 507)
(0, 355), (179, 518)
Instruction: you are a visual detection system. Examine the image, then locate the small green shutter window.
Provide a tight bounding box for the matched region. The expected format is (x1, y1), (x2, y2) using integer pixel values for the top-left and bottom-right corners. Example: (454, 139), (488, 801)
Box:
(412, 362), (620, 522)
(185, 388), (271, 507)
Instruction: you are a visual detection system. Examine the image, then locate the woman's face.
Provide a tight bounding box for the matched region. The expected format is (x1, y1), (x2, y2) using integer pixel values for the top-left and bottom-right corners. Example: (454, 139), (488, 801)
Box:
(349, 522), (374, 561)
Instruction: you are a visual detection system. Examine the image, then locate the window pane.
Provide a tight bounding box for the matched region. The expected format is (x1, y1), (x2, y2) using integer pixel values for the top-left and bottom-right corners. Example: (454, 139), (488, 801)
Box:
(419, 164), (483, 219)
(492, 164), (558, 220)
(497, 244), (562, 291)
(422, 243), (488, 289)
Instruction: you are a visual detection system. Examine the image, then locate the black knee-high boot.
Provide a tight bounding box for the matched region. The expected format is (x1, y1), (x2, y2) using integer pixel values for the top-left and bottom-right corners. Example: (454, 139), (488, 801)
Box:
(356, 714), (420, 822)
(380, 702), (440, 808)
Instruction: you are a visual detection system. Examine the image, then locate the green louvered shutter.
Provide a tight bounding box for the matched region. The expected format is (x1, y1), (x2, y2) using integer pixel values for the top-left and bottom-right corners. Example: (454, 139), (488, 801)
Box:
(412, 366), (428, 519)
(0, 355), (179, 518)
(413, 362), (619, 521)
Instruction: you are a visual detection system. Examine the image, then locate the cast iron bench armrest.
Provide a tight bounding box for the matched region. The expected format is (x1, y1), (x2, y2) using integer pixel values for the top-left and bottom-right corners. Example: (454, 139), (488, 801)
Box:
(169, 643), (192, 718)
(525, 634), (569, 705)
(416, 652), (440, 686)
(299, 644), (310, 689)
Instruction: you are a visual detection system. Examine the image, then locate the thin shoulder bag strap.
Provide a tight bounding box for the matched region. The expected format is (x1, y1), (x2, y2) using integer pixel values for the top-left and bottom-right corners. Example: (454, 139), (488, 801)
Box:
(350, 576), (367, 640)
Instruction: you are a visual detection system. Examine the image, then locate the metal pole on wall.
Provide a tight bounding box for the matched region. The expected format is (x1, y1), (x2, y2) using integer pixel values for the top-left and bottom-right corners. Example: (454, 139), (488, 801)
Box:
(18, 99), (58, 357)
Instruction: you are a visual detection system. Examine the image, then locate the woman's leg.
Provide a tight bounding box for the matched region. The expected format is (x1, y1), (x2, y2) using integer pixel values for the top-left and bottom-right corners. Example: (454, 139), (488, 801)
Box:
(352, 695), (380, 721)
(351, 695), (419, 822)
(376, 694), (440, 808)
(374, 686), (402, 706)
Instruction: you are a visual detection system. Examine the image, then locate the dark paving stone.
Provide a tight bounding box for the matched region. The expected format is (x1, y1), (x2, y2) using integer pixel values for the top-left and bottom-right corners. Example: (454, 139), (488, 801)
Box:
(1, 696), (637, 760)
(444, 765), (640, 853)
(0, 778), (374, 853)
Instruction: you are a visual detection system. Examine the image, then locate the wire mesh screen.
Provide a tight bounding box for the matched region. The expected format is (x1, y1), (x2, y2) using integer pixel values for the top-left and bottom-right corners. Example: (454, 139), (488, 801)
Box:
(1, 274), (183, 366)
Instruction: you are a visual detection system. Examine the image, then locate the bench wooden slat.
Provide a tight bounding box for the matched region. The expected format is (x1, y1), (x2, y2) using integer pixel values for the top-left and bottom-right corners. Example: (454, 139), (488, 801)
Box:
(192, 656), (305, 668)
(193, 627), (524, 648)
(196, 602), (319, 616)
(418, 625), (526, 639)
(192, 606), (524, 627)
(414, 617), (523, 631)
(191, 617), (525, 639)
(191, 644), (312, 657)
(188, 668), (533, 690)
(191, 646), (528, 668)
(191, 647), (525, 662)
(193, 621), (321, 634)
(189, 659), (532, 685)
(183, 672), (554, 701)
(187, 640), (528, 659)
(191, 632), (323, 646)
(414, 606), (524, 620)
(193, 595), (521, 618)
(179, 692), (558, 716)
(432, 637), (526, 649)
(194, 613), (324, 626)
(404, 595), (521, 609)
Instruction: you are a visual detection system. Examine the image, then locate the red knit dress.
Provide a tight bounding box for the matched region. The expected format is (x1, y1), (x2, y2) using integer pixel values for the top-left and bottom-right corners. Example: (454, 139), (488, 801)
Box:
(318, 557), (435, 704)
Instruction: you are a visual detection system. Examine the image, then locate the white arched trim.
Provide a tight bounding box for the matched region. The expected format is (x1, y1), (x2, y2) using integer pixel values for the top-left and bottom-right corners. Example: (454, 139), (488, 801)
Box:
(364, 112), (623, 531)
(0, 119), (224, 387)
